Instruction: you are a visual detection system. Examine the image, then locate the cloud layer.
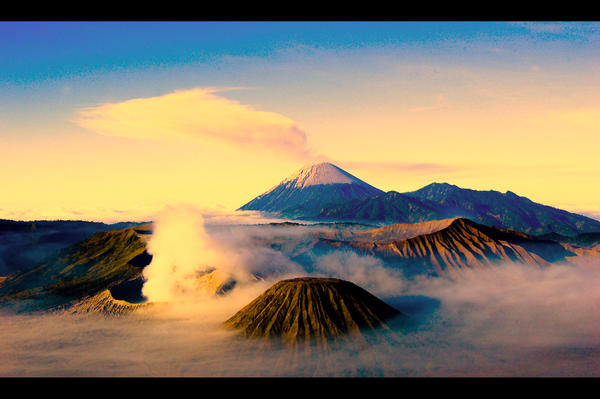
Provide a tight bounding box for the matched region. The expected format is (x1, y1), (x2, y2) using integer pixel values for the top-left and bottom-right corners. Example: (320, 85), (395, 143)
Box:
(3, 259), (600, 376)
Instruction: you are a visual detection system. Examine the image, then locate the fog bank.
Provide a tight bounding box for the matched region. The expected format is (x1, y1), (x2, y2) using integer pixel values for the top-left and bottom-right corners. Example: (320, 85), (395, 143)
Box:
(2, 259), (600, 376)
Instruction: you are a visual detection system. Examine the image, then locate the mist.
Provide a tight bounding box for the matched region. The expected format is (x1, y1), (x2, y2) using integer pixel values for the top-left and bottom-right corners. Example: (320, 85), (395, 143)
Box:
(2, 205), (600, 376)
(3, 260), (600, 376)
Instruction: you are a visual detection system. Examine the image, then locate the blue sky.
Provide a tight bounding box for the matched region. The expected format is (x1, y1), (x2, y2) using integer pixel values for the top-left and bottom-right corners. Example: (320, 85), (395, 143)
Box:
(3, 21), (597, 84)
(3, 21), (598, 135)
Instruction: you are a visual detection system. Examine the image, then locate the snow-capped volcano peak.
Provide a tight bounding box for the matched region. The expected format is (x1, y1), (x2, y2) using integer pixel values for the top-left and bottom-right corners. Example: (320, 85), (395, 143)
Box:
(238, 162), (384, 215)
(282, 162), (365, 189)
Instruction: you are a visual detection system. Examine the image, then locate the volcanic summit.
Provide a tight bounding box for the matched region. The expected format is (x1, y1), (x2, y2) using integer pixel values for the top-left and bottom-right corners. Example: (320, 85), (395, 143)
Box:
(238, 163), (384, 217)
(223, 277), (404, 345)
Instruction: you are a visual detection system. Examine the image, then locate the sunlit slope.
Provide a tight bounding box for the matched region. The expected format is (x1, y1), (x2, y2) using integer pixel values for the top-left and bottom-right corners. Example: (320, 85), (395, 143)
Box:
(0, 226), (152, 311)
(65, 289), (149, 315)
(223, 277), (404, 345)
(354, 217), (459, 242)
(314, 218), (576, 276)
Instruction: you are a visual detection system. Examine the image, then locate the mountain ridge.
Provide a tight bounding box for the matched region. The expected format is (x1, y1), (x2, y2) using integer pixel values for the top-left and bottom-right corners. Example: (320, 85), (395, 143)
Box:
(239, 163), (600, 236)
(404, 182), (600, 235)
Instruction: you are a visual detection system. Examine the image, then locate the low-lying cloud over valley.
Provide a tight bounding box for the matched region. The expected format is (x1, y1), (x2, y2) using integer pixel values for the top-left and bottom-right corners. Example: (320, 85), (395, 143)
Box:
(2, 206), (600, 376)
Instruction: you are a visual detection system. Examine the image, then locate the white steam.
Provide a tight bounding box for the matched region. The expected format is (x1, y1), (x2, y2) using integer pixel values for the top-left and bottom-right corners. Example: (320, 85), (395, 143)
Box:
(141, 205), (305, 303)
(141, 205), (412, 305)
(142, 206), (223, 301)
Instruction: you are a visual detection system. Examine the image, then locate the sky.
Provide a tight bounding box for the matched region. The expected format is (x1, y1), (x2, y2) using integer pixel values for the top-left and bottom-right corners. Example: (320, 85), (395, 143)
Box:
(1, 21), (600, 222)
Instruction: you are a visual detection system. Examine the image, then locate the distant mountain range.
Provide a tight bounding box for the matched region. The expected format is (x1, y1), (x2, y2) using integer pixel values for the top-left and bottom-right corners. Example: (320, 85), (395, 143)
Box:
(239, 163), (600, 236)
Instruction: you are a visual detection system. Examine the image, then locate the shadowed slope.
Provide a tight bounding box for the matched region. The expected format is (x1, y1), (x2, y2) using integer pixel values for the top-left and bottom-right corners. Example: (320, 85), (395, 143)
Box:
(314, 191), (445, 224)
(223, 277), (404, 345)
(405, 183), (600, 236)
(0, 219), (147, 276)
(537, 231), (600, 248)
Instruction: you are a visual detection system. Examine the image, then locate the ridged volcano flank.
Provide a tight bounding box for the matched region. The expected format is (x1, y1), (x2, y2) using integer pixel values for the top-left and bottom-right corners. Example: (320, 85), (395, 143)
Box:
(0, 227), (151, 312)
(223, 277), (402, 344)
(315, 218), (576, 276)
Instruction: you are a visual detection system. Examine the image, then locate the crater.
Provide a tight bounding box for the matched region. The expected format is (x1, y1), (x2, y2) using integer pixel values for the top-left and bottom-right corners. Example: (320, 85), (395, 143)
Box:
(127, 250), (153, 268)
(109, 277), (147, 304)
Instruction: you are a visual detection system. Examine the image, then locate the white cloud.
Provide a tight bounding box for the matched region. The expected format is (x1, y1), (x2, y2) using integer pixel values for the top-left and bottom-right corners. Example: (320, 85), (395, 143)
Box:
(72, 87), (314, 160)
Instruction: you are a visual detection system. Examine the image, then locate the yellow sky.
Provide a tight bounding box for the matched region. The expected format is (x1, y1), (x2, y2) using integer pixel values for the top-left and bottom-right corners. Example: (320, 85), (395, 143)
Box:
(1, 82), (599, 223)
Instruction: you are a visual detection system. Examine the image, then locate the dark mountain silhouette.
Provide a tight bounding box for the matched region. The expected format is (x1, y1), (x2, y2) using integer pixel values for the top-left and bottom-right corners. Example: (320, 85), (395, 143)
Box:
(313, 183), (600, 236)
(314, 191), (445, 224)
(536, 231), (600, 247)
(223, 277), (404, 345)
(404, 183), (600, 236)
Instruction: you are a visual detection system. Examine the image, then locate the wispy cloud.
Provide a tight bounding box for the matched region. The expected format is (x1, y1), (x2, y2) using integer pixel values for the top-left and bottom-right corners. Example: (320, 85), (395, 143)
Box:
(72, 88), (314, 160)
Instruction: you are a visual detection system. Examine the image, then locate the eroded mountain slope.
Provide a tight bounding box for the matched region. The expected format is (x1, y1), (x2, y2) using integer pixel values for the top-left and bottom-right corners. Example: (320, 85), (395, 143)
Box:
(312, 218), (576, 276)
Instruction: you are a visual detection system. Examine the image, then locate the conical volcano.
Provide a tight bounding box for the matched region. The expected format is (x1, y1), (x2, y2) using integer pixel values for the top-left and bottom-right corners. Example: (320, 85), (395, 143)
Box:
(238, 163), (384, 218)
(223, 277), (403, 344)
